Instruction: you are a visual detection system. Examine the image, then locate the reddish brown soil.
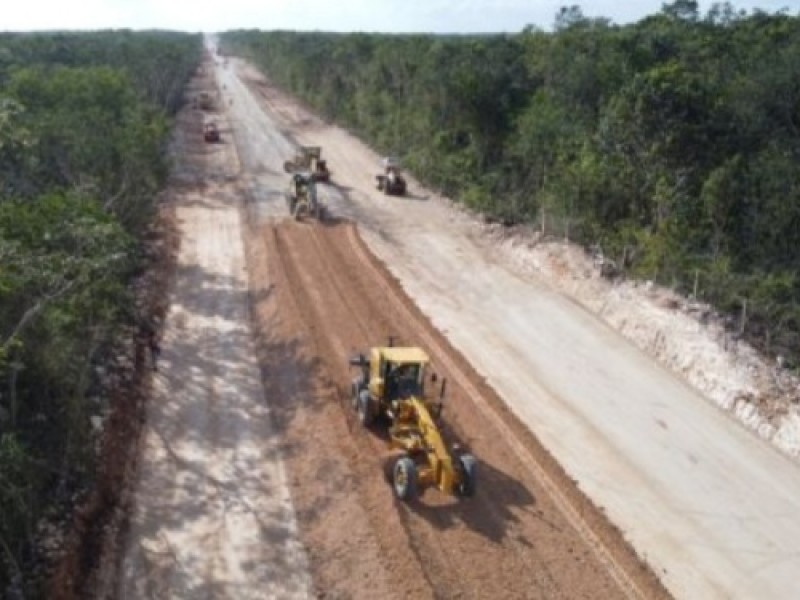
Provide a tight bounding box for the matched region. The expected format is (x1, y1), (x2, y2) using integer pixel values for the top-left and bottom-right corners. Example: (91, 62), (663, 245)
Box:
(243, 217), (669, 599)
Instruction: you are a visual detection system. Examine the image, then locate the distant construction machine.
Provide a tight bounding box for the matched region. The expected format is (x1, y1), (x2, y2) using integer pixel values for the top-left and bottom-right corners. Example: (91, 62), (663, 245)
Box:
(194, 91), (214, 111)
(376, 156), (407, 196)
(203, 121), (220, 143)
(284, 146), (331, 183)
(285, 172), (324, 220)
(349, 341), (477, 501)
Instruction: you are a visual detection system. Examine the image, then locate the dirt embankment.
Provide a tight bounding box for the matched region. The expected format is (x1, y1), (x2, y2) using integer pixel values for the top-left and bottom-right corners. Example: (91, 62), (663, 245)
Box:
(491, 228), (800, 459)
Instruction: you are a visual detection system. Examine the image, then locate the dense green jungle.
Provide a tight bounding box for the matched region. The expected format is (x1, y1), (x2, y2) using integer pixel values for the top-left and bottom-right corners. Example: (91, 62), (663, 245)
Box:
(0, 30), (202, 592)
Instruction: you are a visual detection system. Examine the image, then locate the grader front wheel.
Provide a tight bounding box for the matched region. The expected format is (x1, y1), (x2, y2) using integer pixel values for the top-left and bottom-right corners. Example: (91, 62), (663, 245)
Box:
(393, 456), (418, 501)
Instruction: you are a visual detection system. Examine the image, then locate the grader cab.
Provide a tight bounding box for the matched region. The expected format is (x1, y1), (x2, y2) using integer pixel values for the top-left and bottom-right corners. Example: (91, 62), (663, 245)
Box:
(349, 343), (477, 501)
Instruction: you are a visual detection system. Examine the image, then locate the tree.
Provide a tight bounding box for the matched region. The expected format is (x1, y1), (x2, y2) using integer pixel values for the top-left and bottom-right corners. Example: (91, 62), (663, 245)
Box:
(662, 0), (700, 22)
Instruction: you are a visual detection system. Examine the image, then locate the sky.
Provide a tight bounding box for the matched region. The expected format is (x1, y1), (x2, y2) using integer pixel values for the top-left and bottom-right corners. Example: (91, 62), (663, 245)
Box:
(1, 0), (799, 33)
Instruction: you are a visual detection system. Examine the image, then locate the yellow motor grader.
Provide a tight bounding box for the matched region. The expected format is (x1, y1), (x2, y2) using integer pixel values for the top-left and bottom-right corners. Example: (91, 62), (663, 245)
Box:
(349, 342), (477, 501)
(283, 145), (330, 183)
(203, 121), (220, 143)
(285, 172), (324, 220)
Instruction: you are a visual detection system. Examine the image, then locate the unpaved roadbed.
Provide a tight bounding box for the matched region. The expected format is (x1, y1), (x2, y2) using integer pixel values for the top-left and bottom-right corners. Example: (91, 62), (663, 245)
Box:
(242, 219), (667, 599)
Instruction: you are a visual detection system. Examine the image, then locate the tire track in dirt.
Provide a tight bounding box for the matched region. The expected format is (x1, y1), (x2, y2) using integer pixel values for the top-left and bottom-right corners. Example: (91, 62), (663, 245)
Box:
(246, 222), (436, 599)
(258, 220), (657, 599)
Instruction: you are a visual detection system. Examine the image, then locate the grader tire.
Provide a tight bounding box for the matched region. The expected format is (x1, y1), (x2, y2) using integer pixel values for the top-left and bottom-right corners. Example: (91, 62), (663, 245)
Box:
(456, 453), (477, 498)
(357, 389), (373, 427)
(393, 456), (418, 501)
(351, 376), (364, 410)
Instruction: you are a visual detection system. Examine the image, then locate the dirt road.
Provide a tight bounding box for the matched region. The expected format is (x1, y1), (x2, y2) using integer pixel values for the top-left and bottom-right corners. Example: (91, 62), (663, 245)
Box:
(246, 218), (670, 598)
(212, 48), (800, 600)
(207, 48), (664, 599)
(116, 74), (310, 598)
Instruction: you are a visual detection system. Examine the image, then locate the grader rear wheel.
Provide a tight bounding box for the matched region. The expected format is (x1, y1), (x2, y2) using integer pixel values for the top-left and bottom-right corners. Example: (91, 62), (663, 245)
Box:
(357, 389), (373, 426)
(456, 453), (477, 498)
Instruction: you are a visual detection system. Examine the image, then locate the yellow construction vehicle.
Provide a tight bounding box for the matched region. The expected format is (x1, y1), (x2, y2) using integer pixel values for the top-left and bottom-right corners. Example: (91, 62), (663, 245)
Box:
(285, 172), (324, 220)
(203, 121), (220, 143)
(349, 341), (477, 501)
(375, 156), (406, 196)
(283, 146), (330, 182)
